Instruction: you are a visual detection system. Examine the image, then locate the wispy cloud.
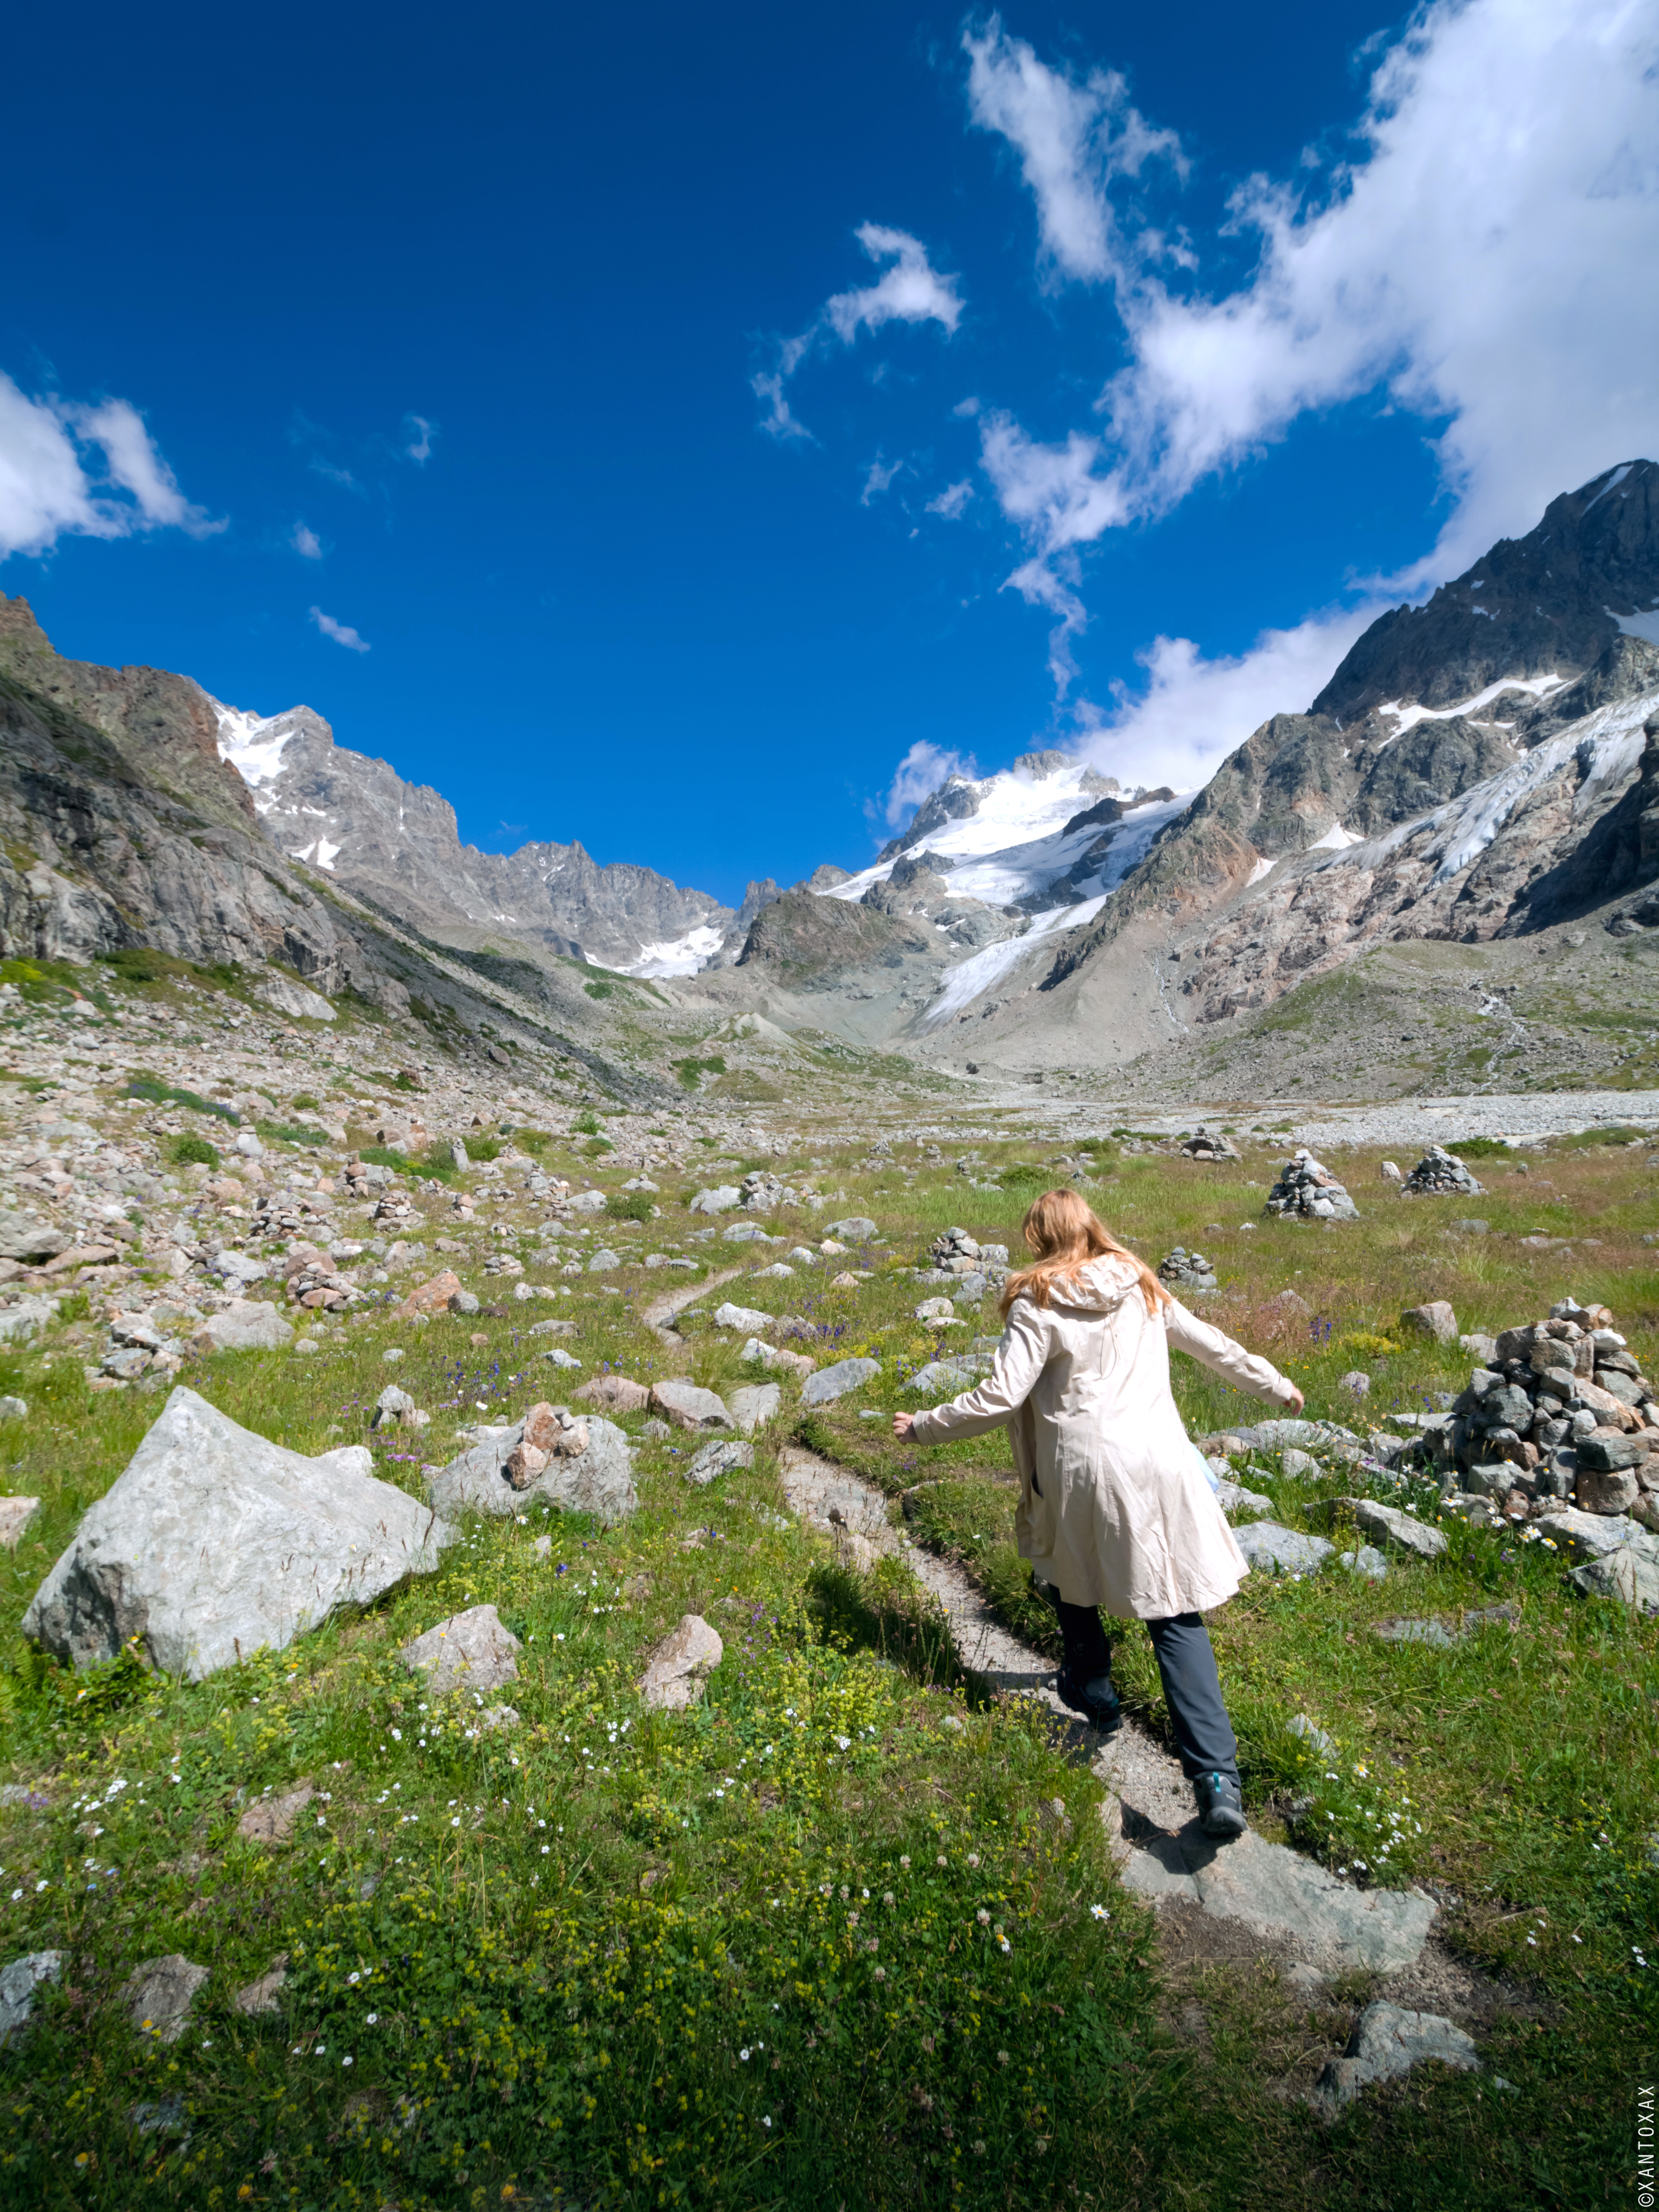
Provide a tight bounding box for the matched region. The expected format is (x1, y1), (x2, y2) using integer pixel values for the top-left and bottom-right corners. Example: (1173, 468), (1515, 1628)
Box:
(0, 373), (222, 560)
(967, 0), (1659, 694)
(871, 738), (977, 832)
(754, 224), (963, 441)
(403, 413), (435, 463)
(309, 605), (371, 652)
(926, 478), (975, 519)
(860, 454), (905, 505)
(290, 522), (323, 559)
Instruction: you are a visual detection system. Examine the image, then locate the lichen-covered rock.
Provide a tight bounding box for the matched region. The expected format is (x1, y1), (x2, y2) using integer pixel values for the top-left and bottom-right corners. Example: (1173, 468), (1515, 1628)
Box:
(23, 1388), (450, 1680)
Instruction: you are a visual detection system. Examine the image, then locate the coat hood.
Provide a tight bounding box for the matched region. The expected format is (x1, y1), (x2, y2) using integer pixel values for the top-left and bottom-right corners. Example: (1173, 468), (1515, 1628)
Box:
(1035, 1253), (1147, 1313)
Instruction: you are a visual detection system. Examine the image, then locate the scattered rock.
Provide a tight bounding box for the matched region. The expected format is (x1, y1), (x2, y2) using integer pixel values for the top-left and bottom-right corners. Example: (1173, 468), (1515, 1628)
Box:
(449, 1288), (481, 1315)
(713, 1301), (772, 1334)
(1233, 1523), (1335, 1575)
(0, 1498), (40, 1549)
(192, 1300), (295, 1354)
(1280, 1448), (1320, 1480)
(908, 1355), (991, 1396)
(1338, 1370), (1370, 1399)
(1215, 1479), (1274, 1519)
(0, 1395), (27, 1421)
(395, 1269), (463, 1318)
(1287, 1712), (1336, 1756)
(402, 1602), (522, 1695)
(1401, 1146), (1484, 1198)
(237, 1784), (317, 1845)
(545, 1347), (582, 1370)
(574, 1374), (650, 1413)
(802, 1356), (882, 1406)
(1379, 1160), (1403, 1185)
(728, 1382), (781, 1433)
(1567, 1544), (1659, 1612)
(231, 1957), (289, 2016)
(684, 1440), (754, 1486)
(1399, 1300), (1458, 1343)
(23, 1387), (450, 1679)
(688, 1186), (740, 1214)
(0, 1950), (62, 2050)
(826, 1216), (878, 1243)
(1313, 2003), (1479, 2117)
(121, 1955), (209, 2044)
(740, 1336), (815, 1377)
(1336, 1496), (1450, 1561)
(1263, 1151), (1358, 1222)
(639, 1613), (723, 1710)
(0, 1213), (69, 1264)
(428, 1405), (635, 1522)
(648, 1379), (732, 1431)
(371, 1383), (426, 1432)
(1338, 1545), (1389, 1581)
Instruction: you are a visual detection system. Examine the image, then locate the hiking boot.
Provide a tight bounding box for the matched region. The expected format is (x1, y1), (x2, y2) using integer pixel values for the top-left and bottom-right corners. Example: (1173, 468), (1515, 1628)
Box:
(1055, 1669), (1123, 1735)
(1196, 1772), (1247, 1840)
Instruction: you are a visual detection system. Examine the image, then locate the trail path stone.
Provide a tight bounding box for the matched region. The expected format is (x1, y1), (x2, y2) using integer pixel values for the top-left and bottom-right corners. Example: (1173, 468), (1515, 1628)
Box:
(1312, 2003), (1480, 2116)
(23, 1387), (450, 1680)
(640, 1265), (746, 1346)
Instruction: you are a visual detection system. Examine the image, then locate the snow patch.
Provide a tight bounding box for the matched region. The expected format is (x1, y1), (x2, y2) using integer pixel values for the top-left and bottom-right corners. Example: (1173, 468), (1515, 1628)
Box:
(211, 698), (295, 788)
(1611, 607), (1659, 649)
(1580, 461), (1635, 517)
(289, 837), (340, 872)
(921, 895), (1108, 1031)
(1245, 856), (1274, 887)
(1307, 821), (1363, 853)
(1376, 672), (1565, 743)
(623, 924), (726, 979)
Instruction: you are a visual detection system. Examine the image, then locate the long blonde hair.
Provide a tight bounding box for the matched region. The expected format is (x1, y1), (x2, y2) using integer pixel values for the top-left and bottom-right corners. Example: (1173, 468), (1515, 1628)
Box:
(999, 1186), (1168, 1320)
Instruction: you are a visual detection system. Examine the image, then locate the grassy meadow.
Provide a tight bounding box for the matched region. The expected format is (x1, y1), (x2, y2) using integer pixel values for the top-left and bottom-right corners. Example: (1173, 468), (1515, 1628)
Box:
(0, 1112), (1654, 2209)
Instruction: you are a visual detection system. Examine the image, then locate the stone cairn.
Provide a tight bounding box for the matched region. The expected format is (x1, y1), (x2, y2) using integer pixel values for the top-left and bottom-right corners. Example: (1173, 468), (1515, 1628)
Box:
(1158, 1248), (1219, 1295)
(1263, 1150), (1359, 1222)
(1430, 1299), (1659, 1529)
(1179, 1127), (1239, 1162)
(920, 1227), (1010, 1297)
(1401, 1144), (1484, 1197)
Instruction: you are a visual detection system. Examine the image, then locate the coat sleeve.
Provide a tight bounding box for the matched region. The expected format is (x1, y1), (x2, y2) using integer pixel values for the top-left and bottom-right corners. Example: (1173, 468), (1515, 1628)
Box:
(909, 1298), (1050, 1443)
(1163, 1297), (1299, 1406)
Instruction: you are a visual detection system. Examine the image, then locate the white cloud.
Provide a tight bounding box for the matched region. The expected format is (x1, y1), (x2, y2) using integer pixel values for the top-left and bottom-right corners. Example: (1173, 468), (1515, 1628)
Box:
(756, 225), (962, 440)
(309, 605), (371, 653)
(0, 373), (222, 560)
(1074, 601), (1382, 792)
(873, 738), (977, 831)
(291, 522), (323, 559)
(403, 413), (434, 463)
(963, 14), (1185, 285)
(968, 0), (1659, 681)
(860, 454), (904, 504)
(926, 478), (975, 518)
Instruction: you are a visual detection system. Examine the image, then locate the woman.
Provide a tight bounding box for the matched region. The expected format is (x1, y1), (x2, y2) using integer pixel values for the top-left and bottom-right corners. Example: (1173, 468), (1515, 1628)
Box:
(893, 1188), (1303, 1840)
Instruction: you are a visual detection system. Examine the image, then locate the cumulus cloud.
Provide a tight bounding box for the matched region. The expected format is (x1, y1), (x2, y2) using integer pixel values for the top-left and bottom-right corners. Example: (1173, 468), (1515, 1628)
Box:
(969, 0), (1659, 692)
(872, 738), (977, 831)
(0, 373), (222, 561)
(926, 478), (975, 519)
(963, 14), (1186, 285)
(1074, 601), (1383, 794)
(755, 224), (963, 440)
(291, 522), (323, 559)
(309, 605), (371, 652)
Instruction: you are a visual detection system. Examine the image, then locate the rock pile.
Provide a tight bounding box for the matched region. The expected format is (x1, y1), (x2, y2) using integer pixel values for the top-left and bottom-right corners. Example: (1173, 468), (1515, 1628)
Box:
(1264, 1151), (1359, 1222)
(1430, 1299), (1659, 1530)
(1180, 1127), (1239, 1162)
(1401, 1145), (1484, 1197)
(1158, 1248), (1219, 1295)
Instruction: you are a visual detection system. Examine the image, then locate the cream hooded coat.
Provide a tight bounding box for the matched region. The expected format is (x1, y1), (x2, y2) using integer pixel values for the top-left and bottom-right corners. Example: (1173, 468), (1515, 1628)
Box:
(910, 1255), (1298, 1619)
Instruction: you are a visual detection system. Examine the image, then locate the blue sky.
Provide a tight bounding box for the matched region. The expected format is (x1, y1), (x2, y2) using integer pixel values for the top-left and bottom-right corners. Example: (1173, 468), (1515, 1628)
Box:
(3, 0), (1656, 909)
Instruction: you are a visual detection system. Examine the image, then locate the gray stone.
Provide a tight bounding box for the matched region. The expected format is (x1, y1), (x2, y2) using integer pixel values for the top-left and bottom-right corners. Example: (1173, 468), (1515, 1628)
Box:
(1215, 1479), (1274, 1519)
(1399, 1299), (1458, 1343)
(648, 1379), (732, 1431)
(728, 1382), (781, 1433)
(684, 1440), (754, 1486)
(427, 1406), (636, 1522)
(1263, 1151), (1359, 1222)
(825, 1216), (878, 1242)
(1337, 1370), (1370, 1400)
(232, 1960), (289, 2016)
(1339, 1496), (1449, 1560)
(1313, 2003), (1479, 2117)
(1234, 1523), (1335, 1574)
(402, 1602), (522, 1695)
(0, 1297), (60, 1345)
(1338, 1545), (1389, 1581)
(688, 1186), (740, 1214)
(192, 1300), (294, 1354)
(1576, 1429), (1644, 1474)
(237, 1783), (316, 1845)
(587, 1247), (621, 1271)
(639, 1613), (722, 1710)
(1280, 1447), (1320, 1480)
(1118, 1828), (1434, 1972)
(801, 1356), (882, 1406)
(121, 1954), (210, 2044)
(1567, 1545), (1659, 1612)
(0, 1950), (62, 2050)
(448, 1288), (481, 1315)
(0, 1213), (69, 1264)
(0, 1497), (40, 1549)
(1534, 1507), (1655, 1560)
(908, 1355), (991, 1396)
(371, 1383), (417, 1430)
(1287, 1712), (1336, 1755)
(0, 1396), (25, 1422)
(573, 1374), (648, 1413)
(23, 1387), (450, 1680)
(713, 1301), (772, 1334)
(545, 1347), (581, 1370)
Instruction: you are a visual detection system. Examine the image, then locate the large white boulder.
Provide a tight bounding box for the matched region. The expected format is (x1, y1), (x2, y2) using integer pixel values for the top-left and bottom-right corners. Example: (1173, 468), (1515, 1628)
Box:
(22, 1387), (451, 1680)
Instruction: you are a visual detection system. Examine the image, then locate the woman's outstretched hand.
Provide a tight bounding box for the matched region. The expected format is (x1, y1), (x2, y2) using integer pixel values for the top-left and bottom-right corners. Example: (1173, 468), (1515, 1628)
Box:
(892, 1412), (915, 1439)
(1282, 1386), (1306, 1415)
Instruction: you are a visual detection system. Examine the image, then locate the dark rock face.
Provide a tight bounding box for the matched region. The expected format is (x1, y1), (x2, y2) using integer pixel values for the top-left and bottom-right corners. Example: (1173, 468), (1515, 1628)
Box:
(1314, 460), (1659, 720)
(737, 887), (936, 987)
(220, 702), (732, 972)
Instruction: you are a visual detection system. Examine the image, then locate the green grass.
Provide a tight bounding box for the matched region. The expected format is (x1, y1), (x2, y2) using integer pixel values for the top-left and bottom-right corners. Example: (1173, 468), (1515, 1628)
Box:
(122, 1076), (240, 1123)
(0, 1123), (1652, 2205)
